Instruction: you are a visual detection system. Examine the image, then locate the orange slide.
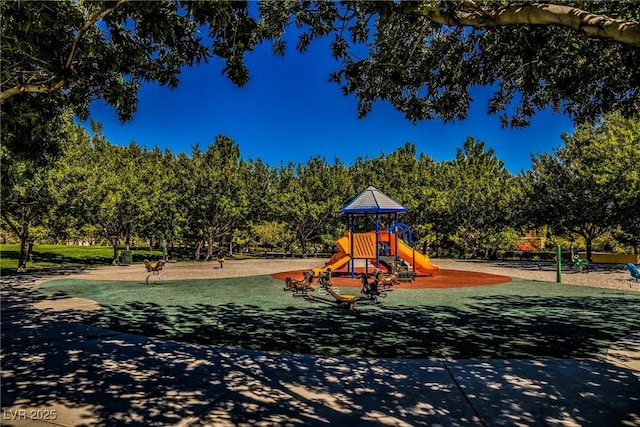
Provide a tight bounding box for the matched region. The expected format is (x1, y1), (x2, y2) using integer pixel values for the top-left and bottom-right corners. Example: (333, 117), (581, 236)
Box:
(314, 231), (439, 275)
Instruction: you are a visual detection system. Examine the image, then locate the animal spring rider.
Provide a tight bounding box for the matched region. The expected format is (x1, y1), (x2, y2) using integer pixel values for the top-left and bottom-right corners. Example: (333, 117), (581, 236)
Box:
(284, 271), (315, 296)
(573, 254), (589, 272)
(358, 273), (385, 303)
(144, 259), (167, 284)
(374, 268), (399, 290)
(316, 268), (341, 296)
(625, 263), (639, 284)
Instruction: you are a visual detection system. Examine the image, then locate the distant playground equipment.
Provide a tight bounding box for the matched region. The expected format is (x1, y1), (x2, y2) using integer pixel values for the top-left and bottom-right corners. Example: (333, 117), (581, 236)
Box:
(573, 254), (589, 273)
(144, 259), (167, 284)
(283, 271), (315, 296)
(625, 263), (639, 283)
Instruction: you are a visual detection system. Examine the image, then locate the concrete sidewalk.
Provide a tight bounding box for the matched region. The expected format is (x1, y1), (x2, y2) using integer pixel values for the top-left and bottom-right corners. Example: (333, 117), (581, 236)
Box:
(2, 274), (639, 426)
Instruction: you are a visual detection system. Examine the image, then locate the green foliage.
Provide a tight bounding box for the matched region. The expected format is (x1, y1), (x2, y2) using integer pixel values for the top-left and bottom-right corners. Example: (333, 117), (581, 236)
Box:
(4, 1), (639, 167)
(1, 0), (258, 162)
(528, 113), (640, 259)
(4, 112), (639, 264)
(252, 221), (290, 250)
(274, 157), (352, 253)
(260, 1), (640, 127)
(180, 136), (250, 259)
(428, 137), (519, 255)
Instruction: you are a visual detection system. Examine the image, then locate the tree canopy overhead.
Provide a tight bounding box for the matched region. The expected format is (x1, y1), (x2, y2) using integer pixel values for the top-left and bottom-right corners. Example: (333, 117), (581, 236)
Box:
(1, 0), (639, 162)
(0, 0), (259, 122)
(259, 0), (640, 127)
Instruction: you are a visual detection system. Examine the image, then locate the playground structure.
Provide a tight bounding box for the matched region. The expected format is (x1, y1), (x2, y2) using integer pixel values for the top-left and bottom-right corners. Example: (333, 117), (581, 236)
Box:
(312, 186), (439, 281)
(313, 229), (439, 278)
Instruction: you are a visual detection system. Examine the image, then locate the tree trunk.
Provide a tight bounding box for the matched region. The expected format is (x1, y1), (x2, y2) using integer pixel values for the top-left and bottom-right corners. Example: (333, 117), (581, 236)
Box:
(194, 239), (203, 261)
(112, 241), (119, 261)
(205, 233), (214, 261)
(585, 237), (593, 263)
(298, 234), (307, 255)
(17, 225), (29, 272)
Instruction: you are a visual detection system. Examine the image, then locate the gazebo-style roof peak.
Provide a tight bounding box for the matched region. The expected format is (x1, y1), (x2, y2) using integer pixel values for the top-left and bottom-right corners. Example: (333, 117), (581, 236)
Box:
(341, 186), (407, 215)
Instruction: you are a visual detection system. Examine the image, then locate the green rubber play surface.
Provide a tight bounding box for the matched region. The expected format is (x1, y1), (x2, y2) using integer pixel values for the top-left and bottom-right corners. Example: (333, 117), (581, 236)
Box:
(38, 276), (640, 360)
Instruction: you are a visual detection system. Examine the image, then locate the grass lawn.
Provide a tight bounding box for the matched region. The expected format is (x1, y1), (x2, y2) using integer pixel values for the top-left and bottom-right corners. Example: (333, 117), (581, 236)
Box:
(0, 244), (163, 275)
(38, 276), (640, 360)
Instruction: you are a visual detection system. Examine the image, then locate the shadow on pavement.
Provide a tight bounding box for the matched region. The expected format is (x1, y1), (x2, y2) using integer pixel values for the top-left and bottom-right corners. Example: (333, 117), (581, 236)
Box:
(89, 294), (640, 360)
(2, 272), (639, 426)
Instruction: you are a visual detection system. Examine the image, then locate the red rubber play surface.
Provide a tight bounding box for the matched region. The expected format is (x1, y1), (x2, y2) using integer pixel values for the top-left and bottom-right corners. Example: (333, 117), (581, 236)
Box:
(272, 268), (511, 289)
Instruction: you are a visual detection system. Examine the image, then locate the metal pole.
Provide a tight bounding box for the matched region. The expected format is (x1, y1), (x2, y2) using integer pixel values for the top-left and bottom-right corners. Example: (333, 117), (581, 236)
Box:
(375, 214), (380, 271)
(556, 244), (562, 283)
(350, 216), (355, 278)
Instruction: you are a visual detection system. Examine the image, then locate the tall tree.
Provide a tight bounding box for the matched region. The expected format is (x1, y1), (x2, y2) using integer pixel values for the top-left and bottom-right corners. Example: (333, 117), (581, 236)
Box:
(135, 146), (183, 253)
(0, 110), (77, 270)
(435, 137), (517, 256)
(407, 152), (441, 254)
(56, 123), (147, 261)
(528, 114), (640, 260)
(185, 136), (249, 260)
(275, 157), (352, 254)
(1, 157), (55, 270)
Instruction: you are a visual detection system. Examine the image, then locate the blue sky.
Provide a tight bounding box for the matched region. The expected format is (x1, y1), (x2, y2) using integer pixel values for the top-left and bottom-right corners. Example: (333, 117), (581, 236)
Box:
(82, 31), (575, 174)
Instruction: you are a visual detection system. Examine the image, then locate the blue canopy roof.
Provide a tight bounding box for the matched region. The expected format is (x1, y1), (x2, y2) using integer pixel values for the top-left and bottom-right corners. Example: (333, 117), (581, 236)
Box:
(341, 186), (407, 215)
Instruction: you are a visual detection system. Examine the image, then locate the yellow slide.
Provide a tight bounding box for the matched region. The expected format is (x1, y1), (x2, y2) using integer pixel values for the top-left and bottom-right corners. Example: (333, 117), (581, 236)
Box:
(313, 234), (351, 275)
(322, 251), (351, 272)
